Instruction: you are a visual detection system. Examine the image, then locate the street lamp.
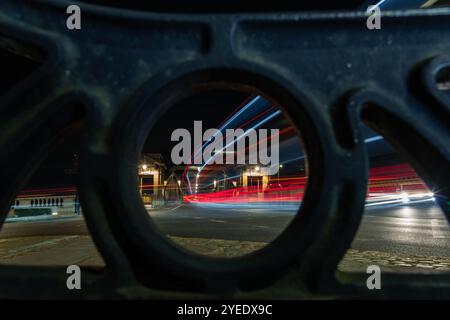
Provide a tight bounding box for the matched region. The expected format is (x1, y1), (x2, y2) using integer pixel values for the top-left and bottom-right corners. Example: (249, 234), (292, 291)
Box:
(195, 173), (200, 193)
(278, 164), (283, 186)
(139, 164), (147, 197)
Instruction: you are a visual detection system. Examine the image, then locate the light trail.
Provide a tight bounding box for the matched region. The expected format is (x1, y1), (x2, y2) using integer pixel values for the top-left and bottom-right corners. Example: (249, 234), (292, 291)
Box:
(183, 163), (431, 206)
(183, 95), (264, 193)
(190, 96), (262, 164)
(364, 135), (383, 143)
(200, 110), (282, 170)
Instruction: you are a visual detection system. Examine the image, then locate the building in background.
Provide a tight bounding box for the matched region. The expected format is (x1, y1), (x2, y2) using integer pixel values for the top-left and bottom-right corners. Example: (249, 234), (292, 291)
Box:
(138, 154), (166, 208)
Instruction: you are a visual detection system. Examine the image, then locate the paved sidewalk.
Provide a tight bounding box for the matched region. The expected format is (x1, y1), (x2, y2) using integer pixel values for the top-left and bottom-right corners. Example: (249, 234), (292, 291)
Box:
(169, 236), (267, 257)
(0, 235), (104, 266)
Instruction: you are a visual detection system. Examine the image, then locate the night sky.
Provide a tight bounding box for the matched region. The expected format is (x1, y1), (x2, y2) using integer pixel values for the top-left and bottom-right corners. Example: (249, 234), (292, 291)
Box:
(142, 90), (250, 166)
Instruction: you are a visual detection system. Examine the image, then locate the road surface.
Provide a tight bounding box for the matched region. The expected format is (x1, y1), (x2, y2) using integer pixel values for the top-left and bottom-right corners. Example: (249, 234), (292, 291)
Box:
(1, 202), (449, 257)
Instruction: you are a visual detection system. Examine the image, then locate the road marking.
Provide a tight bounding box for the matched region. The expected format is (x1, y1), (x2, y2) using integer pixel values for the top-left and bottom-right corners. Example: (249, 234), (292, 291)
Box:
(210, 220), (225, 223)
(0, 236), (79, 259)
(169, 205), (183, 212)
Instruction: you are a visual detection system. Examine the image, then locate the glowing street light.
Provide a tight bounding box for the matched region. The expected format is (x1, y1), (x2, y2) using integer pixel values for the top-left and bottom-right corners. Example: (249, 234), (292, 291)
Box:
(278, 164), (283, 186)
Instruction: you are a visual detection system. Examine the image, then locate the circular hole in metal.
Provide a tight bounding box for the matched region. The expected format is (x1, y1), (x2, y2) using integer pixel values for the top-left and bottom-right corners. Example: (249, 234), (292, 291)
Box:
(138, 87), (308, 258)
(113, 68), (325, 288)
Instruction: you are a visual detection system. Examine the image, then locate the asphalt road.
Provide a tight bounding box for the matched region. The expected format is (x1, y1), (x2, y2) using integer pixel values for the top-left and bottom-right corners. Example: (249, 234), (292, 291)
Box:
(353, 202), (450, 257)
(0, 215), (87, 238)
(1, 201), (449, 257)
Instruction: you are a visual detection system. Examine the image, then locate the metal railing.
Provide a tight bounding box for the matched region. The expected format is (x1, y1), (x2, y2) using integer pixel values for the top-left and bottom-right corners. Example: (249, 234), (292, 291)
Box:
(0, 0), (449, 299)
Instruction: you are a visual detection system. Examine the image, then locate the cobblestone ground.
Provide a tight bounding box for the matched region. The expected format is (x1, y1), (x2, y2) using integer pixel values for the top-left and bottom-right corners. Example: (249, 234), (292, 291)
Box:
(339, 249), (450, 273)
(0, 236), (449, 275)
(169, 236), (267, 257)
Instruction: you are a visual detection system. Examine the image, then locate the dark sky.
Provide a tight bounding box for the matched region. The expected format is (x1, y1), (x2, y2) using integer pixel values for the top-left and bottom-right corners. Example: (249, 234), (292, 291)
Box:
(142, 90), (250, 165)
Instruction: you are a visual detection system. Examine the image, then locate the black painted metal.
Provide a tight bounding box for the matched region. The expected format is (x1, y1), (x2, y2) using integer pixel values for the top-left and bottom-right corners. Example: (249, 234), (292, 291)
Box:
(0, 0), (449, 299)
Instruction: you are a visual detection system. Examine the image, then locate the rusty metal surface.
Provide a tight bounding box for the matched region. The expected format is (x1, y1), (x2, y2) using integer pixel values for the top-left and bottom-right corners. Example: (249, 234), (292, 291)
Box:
(0, 1), (449, 299)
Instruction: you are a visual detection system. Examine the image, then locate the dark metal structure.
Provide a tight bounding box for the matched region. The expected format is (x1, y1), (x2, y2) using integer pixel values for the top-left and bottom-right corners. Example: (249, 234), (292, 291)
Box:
(0, 0), (449, 299)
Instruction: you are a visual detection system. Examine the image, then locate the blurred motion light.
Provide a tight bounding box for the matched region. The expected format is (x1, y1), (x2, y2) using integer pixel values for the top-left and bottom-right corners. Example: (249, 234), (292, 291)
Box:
(401, 192), (410, 204)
